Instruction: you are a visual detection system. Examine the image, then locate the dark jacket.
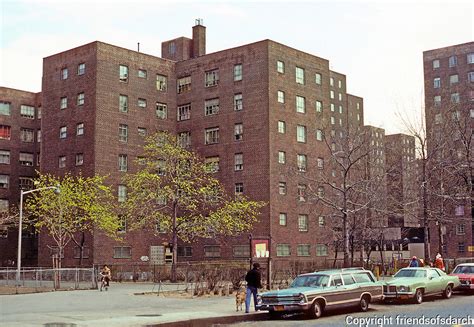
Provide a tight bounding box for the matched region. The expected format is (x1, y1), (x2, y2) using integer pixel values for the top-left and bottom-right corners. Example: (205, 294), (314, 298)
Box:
(245, 268), (262, 288)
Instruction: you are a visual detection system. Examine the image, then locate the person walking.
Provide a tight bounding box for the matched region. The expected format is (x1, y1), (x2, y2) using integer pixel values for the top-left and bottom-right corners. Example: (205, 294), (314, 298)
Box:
(245, 263), (262, 313)
(408, 256), (419, 267)
(434, 253), (445, 271)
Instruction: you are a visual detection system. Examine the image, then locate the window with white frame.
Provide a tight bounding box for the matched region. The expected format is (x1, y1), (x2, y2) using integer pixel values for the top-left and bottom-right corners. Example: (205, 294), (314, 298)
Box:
(339, 105), (343, 114)
(338, 80), (342, 88)
(315, 73), (322, 85)
(20, 128), (34, 142)
(0, 150), (10, 164)
(60, 97), (68, 109)
(76, 123), (84, 136)
(331, 116), (335, 125)
(317, 157), (324, 169)
(456, 224), (465, 235)
(296, 96), (306, 113)
(156, 74), (167, 91)
(277, 90), (285, 103)
(468, 71), (474, 83)
(330, 90), (334, 99)
(114, 246), (131, 258)
(119, 95), (128, 112)
(295, 67), (305, 84)
(59, 126), (67, 139)
(234, 123), (243, 141)
(297, 244), (310, 256)
(278, 121), (286, 134)
(20, 105), (35, 118)
(177, 104), (191, 121)
(61, 67), (68, 80)
(432, 59), (440, 69)
(177, 76), (191, 93)
(205, 127), (219, 145)
(234, 183), (244, 195)
(19, 152), (33, 166)
(204, 246), (221, 258)
(338, 93), (342, 101)
(330, 103), (335, 112)
(316, 244), (328, 256)
(276, 244), (290, 256)
(119, 65), (128, 82)
(118, 154), (128, 172)
(298, 184), (306, 202)
(297, 154), (307, 172)
(468, 53), (474, 64)
(317, 186), (325, 198)
(138, 127), (147, 138)
(316, 100), (322, 112)
(78, 63), (85, 75)
(278, 182), (287, 195)
(296, 125), (306, 143)
(138, 69), (147, 78)
(279, 213), (287, 226)
(0, 175), (9, 188)
(434, 95), (441, 107)
(177, 131), (190, 148)
(451, 93), (460, 103)
(318, 216), (326, 226)
(448, 55), (457, 67)
(138, 98), (147, 108)
(234, 93), (243, 111)
(330, 77), (334, 86)
(205, 69), (219, 87)
(205, 156), (219, 173)
(77, 92), (85, 106)
(298, 214), (308, 231)
(234, 153), (243, 171)
(234, 64), (242, 81)
(0, 102), (10, 116)
(449, 74), (459, 85)
(75, 153), (84, 166)
(58, 156), (66, 168)
(455, 205), (464, 216)
(118, 185), (127, 202)
(278, 151), (286, 164)
(156, 102), (167, 119)
(119, 124), (128, 142)
(205, 98), (219, 116)
(277, 60), (284, 73)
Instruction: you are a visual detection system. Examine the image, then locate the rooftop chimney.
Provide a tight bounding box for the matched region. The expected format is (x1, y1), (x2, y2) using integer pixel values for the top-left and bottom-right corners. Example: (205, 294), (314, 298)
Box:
(192, 18), (206, 58)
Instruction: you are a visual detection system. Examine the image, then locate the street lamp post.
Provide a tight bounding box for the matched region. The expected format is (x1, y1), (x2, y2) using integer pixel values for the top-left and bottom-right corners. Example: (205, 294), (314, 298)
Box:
(16, 185), (60, 286)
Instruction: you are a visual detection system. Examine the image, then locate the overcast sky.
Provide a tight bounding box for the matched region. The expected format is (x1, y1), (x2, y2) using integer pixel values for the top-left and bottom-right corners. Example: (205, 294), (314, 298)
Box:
(1, 0), (473, 134)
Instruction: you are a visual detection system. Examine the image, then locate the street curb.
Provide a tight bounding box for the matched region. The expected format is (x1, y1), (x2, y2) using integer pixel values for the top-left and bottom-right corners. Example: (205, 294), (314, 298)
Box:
(148, 312), (268, 327)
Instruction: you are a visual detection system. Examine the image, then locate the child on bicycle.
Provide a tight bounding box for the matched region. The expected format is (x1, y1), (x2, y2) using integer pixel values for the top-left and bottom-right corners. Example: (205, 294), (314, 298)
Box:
(100, 265), (111, 290)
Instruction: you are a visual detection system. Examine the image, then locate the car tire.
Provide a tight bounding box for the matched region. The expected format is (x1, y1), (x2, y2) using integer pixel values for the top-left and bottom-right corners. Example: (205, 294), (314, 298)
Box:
(442, 285), (452, 299)
(413, 289), (423, 304)
(359, 295), (370, 312)
(308, 300), (323, 319)
(269, 311), (283, 320)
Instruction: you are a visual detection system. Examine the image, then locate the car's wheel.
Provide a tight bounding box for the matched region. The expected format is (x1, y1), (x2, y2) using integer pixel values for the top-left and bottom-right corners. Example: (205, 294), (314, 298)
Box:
(269, 311), (283, 320)
(307, 300), (323, 319)
(359, 295), (370, 312)
(442, 285), (453, 299)
(413, 289), (423, 304)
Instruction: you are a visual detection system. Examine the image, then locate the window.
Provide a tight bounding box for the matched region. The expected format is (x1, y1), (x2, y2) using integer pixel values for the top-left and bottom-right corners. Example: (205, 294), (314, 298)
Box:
(205, 69), (219, 87)
(471, 109), (474, 118)
(0, 199), (8, 212)
(468, 53), (474, 64)
(177, 131), (190, 148)
(19, 128), (34, 143)
(278, 182), (287, 195)
(138, 69), (147, 78)
(119, 95), (128, 112)
(234, 93), (243, 111)
(295, 67), (305, 84)
(297, 125), (306, 143)
(205, 98), (219, 116)
(77, 63), (85, 75)
(118, 217), (127, 233)
(449, 74), (459, 85)
(316, 129), (323, 141)
(205, 127), (219, 145)
(59, 126), (67, 139)
(278, 121), (286, 133)
(36, 130), (42, 143)
(177, 76), (191, 93)
(19, 177), (33, 190)
(0, 102), (10, 116)
(331, 116), (336, 125)
(338, 80), (342, 88)
(456, 224), (465, 235)
(330, 90), (334, 99)
(455, 205), (464, 216)
(330, 77), (334, 86)
(339, 105), (343, 114)
(316, 244), (328, 256)
(113, 246), (131, 258)
(338, 93), (342, 101)
(234, 153), (243, 171)
(234, 64), (242, 81)
(177, 104), (191, 121)
(451, 93), (460, 103)
(315, 73), (322, 85)
(235, 183), (244, 195)
(119, 124), (128, 142)
(277, 90), (285, 103)
(277, 60), (285, 73)
(434, 95), (441, 107)
(432, 59), (440, 69)
(317, 186), (325, 198)
(178, 246), (193, 257)
(317, 157), (324, 169)
(76, 123), (84, 136)
(61, 67), (68, 80)
(58, 156), (66, 168)
(119, 65), (128, 82)
(468, 71), (474, 82)
(296, 96), (306, 113)
(233, 245), (250, 258)
(318, 216), (326, 226)
(118, 154), (128, 172)
(316, 101), (322, 112)
(297, 154), (307, 172)
(298, 214), (308, 231)
(448, 55), (457, 67)
(74, 247), (90, 259)
(205, 156), (219, 173)
(37, 107), (41, 119)
(118, 185), (127, 202)
(0, 150), (10, 164)
(276, 244), (290, 256)
(279, 213), (287, 226)
(234, 123), (243, 141)
(330, 103), (335, 112)
(75, 153), (84, 166)
(60, 97), (67, 109)
(458, 242), (465, 253)
(138, 98), (147, 108)
(20, 105), (35, 118)
(0, 175), (9, 188)
(278, 151), (286, 164)
(19, 152), (33, 166)
(138, 127), (147, 138)
(298, 184), (306, 202)
(156, 102), (167, 119)
(297, 244), (310, 256)
(204, 246), (221, 258)
(156, 74), (167, 91)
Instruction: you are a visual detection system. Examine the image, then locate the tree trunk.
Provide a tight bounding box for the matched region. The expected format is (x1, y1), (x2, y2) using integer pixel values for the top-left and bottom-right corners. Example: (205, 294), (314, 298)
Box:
(343, 212), (350, 268)
(422, 159), (430, 262)
(171, 202), (178, 283)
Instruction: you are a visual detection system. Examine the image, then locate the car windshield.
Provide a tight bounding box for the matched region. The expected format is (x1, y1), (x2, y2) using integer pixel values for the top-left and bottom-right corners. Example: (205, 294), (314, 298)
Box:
(394, 269), (427, 278)
(291, 274), (330, 288)
(452, 266), (474, 274)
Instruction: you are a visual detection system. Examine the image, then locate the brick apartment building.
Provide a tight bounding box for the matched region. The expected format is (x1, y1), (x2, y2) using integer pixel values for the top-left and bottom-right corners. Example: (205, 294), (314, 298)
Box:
(423, 42), (474, 257)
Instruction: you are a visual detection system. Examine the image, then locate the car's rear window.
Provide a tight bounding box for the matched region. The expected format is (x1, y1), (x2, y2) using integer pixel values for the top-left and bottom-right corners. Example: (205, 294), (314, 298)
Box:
(342, 274), (355, 285)
(353, 273), (374, 283)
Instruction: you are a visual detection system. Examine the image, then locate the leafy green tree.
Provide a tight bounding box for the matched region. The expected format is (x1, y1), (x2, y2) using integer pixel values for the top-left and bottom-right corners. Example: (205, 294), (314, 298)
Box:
(123, 132), (265, 282)
(25, 173), (120, 267)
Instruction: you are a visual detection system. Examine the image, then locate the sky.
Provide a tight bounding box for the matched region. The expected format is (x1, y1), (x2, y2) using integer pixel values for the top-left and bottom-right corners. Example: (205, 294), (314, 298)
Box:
(1, 0), (473, 134)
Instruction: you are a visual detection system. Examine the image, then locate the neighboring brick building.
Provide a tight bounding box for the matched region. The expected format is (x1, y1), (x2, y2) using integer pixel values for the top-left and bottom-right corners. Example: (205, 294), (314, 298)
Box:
(423, 42), (474, 258)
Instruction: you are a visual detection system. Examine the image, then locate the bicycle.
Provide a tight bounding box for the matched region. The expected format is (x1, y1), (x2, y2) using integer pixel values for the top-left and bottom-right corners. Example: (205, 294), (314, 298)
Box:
(99, 273), (110, 291)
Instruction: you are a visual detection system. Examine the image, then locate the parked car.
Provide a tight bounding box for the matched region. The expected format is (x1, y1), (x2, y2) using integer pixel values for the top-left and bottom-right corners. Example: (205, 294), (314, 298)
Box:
(450, 263), (474, 293)
(256, 268), (384, 319)
(383, 267), (460, 304)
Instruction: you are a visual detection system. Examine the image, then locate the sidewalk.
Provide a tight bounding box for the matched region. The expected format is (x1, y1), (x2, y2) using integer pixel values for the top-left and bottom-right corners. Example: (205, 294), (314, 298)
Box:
(0, 282), (267, 327)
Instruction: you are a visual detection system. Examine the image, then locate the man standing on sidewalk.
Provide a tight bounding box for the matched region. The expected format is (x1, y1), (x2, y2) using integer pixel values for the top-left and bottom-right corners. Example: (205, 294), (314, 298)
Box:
(245, 263), (262, 313)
